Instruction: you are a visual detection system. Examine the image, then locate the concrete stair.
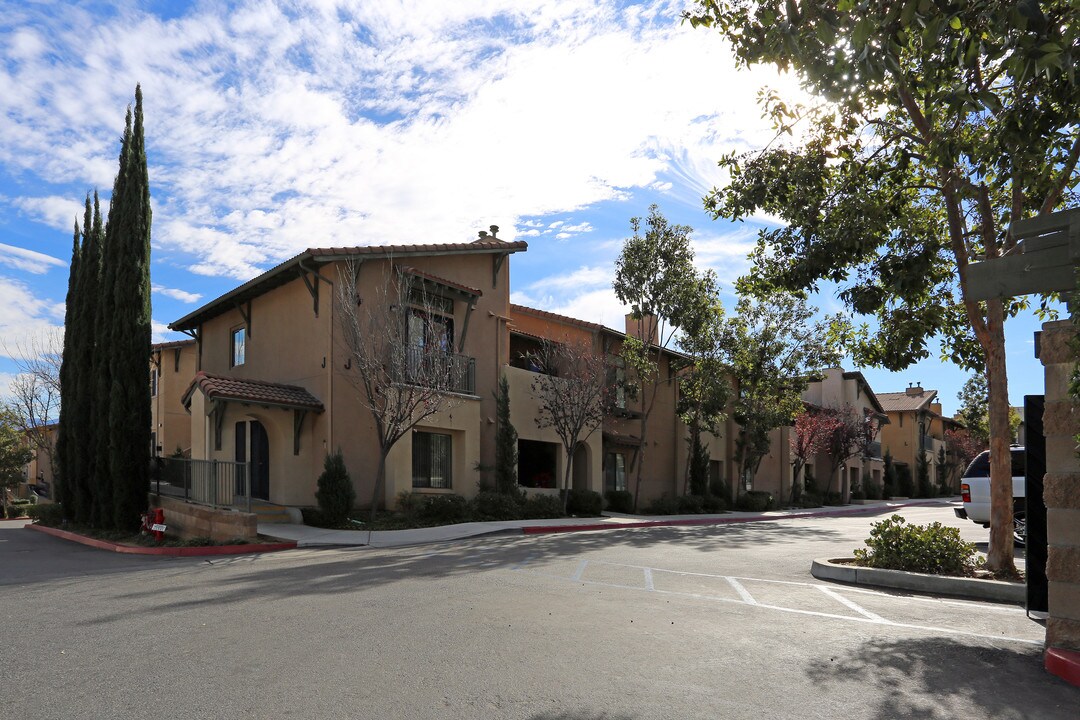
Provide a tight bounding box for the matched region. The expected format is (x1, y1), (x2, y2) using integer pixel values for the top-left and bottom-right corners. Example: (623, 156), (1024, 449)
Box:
(240, 500), (293, 524)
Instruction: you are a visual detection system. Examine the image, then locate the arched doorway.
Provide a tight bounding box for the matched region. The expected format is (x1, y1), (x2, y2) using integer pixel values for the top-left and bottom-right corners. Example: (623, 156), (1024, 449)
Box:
(235, 419), (271, 501)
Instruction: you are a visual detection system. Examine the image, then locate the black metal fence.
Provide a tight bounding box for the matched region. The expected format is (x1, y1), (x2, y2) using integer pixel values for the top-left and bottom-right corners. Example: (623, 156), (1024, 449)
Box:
(152, 456), (252, 511)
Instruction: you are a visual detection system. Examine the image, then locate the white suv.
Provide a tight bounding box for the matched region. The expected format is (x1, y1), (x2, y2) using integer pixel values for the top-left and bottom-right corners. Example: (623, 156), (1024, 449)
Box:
(954, 446), (1026, 545)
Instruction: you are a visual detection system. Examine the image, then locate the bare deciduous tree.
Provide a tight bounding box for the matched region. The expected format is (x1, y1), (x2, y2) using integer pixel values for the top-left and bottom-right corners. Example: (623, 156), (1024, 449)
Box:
(337, 260), (465, 525)
(3, 330), (62, 480)
(529, 338), (612, 513)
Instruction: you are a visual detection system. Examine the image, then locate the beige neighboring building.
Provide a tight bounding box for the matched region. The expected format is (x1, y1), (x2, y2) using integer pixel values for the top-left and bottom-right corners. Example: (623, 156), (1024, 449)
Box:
(506, 305), (730, 505)
(150, 339), (197, 457)
(877, 384), (953, 487)
(17, 423), (57, 502)
(753, 367), (888, 503)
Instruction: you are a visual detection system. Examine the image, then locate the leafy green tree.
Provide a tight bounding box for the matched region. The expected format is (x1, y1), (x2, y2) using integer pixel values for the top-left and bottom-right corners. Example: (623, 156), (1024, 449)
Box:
(675, 279), (730, 495)
(613, 205), (710, 510)
(494, 374), (519, 494)
(720, 292), (846, 497)
(104, 86), (154, 531)
(916, 450), (934, 498)
(957, 372), (1022, 446)
(685, 1), (1078, 573)
(1, 407), (33, 504)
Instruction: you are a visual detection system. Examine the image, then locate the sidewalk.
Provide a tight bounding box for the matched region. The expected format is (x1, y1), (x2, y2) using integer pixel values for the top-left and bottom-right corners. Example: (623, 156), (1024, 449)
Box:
(259, 498), (956, 548)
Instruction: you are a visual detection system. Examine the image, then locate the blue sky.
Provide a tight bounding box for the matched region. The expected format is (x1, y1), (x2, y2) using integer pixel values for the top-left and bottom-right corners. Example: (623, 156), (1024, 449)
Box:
(0, 0), (1056, 417)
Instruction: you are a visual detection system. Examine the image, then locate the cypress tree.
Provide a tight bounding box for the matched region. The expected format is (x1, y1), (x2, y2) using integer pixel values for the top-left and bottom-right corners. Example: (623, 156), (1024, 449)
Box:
(494, 374), (518, 493)
(91, 106), (131, 528)
(71, 193), (103, 524)
(107, 85), (153, 531)
(55, 218), (82, 517)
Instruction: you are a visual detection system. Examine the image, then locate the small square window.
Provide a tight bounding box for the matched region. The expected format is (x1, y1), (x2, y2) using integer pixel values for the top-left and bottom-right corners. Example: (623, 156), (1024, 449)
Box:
(232, 327), (246, 367)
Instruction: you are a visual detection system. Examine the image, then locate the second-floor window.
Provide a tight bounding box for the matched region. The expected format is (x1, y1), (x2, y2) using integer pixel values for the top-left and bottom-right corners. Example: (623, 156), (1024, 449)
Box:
(150, 368), (158, 396)
(231, 326), (246, 367)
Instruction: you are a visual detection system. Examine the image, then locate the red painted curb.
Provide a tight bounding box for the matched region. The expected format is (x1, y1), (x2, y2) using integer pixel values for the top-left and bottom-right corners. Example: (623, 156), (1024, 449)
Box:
(1045, 647), (1080, 688)
(26, 523), (296, 556)
(520, 500), (947, 535)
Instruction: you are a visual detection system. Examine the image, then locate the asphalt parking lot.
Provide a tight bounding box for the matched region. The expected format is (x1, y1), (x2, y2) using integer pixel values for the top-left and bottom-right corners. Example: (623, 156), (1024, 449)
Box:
(0, 505), (1072, 719)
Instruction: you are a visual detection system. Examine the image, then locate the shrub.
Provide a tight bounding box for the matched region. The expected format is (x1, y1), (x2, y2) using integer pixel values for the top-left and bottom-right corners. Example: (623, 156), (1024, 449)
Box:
(799, 492), (823, 508)
(416, 494), (469, 523)
(896, 465), (915, 497)
(315, 451), (355, 526)
(915, 454), (934, 498)
(824, 491), (844, 506)
(702, 494), (727, 513)
(643, 495), (679, 515)
(470, 490), (522, 521)
(25, 503), (64, 525)
(604, 490), (634, 514)
(396, 491), (419, 516)
(521, 493), (564, 519)
(709, 475), (729, 500)
(850, 478), (865, 500)
(676, 494), (705, 514)
(854, 514), (984, 575)
(863, 474), (883, 501)
(565, 488), (603, 516)
(12, 498), (34, 506)
(300, 507), (328, 527)
(4, 505), (22, 519)
(735, 490), (773, 512)
(688, 436), (710, 497)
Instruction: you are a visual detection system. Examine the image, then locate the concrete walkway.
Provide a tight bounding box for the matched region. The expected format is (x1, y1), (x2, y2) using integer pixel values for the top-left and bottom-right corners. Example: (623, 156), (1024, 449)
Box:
(259, 497), (957, 548)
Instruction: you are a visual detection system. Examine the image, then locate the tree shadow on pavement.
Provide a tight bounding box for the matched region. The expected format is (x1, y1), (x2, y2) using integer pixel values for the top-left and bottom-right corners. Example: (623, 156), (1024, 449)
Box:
(805, 636), (1075, 719)
(75, 520), (848, 625)
(527, 714), (633, 720)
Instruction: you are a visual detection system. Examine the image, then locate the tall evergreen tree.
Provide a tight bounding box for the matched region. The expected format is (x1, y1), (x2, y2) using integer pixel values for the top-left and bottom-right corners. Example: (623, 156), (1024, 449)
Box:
(91, 107), (131, 528)
(55, 217), (82, 516)
(72, 193), (103, 524)
(494, 374), (518, 494)
(106, 85), (153, 531)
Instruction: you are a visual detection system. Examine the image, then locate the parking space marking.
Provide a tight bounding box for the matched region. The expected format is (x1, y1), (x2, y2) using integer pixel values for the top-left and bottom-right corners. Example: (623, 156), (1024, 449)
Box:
(726, 577), (757, 605)
(816, 585), (886, 622)
(513, 559), (1041, 647)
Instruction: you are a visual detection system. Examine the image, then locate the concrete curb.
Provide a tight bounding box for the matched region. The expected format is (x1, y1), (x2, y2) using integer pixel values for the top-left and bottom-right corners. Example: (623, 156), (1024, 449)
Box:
(1045, 647), (1080, 688)
(811, 557), (1025, 604)
(521, 500), (949, 536)
(26, 523), (297, 556)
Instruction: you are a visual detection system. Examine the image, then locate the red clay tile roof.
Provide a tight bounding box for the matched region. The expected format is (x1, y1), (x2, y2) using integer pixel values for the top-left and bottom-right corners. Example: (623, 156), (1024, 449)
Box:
(509, 304), (607, 333)
(398, 265), (482, 297)
(182, 371), (324, 412)
(171, 241), (526, 332)
(307, 240), (527, 257)
(877, 389), (939, 413)
(151, 339), (196, 351)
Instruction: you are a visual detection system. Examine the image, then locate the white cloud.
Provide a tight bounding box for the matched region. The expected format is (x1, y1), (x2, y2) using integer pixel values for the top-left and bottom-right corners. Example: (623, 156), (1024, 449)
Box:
(0, 277), (64, 360)
(9, 195), (87, 233)
(152, 284), (202, 303)
(0, 243), (66, 274)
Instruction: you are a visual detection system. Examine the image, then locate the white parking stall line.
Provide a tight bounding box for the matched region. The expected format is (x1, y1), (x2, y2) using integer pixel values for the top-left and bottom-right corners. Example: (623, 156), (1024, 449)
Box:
(643, 567), (655, 591)
(726, 577), (757, 605)
(570, 559), (589, 582)
(816, 584), (887, 622)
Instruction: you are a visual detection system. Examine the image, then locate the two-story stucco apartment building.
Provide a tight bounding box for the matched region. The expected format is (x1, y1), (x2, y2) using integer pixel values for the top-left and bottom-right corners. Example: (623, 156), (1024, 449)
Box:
(165, 231), (728, 511)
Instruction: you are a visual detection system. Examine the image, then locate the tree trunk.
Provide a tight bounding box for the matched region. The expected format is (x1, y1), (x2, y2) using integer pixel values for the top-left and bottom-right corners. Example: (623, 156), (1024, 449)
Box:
(562, 442), (575, 514)
(984, 299), (1017, 574)
(369, 450), (388, 525)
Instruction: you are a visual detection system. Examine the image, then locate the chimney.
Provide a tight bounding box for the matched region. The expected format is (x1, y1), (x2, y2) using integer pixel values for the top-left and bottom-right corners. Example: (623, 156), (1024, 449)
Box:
(489, 225), (499, 239)
(477, 230), (489, 240)
(625, 313), (658, 343)
(905, 382), (923, 396)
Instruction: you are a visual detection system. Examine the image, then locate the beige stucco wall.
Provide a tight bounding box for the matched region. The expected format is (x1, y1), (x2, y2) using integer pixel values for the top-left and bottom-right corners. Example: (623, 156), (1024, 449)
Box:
(151, 341), (196, 456)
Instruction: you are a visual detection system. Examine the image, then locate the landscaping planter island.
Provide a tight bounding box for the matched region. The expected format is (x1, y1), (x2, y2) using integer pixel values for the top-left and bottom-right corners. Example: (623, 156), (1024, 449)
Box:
(811, 557), (1025, 604)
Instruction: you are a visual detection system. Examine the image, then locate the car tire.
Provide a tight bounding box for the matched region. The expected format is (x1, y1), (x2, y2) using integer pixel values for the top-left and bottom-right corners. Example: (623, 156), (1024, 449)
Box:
(1013, 511), (1026, 547)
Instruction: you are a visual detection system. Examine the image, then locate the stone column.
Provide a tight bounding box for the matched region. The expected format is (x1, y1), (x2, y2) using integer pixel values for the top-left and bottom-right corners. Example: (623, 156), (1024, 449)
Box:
(1037, 319), (1080, 651)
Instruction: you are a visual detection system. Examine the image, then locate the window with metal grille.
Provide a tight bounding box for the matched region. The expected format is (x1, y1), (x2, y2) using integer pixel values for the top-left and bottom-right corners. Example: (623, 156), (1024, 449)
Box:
(413, 431), (452, 489)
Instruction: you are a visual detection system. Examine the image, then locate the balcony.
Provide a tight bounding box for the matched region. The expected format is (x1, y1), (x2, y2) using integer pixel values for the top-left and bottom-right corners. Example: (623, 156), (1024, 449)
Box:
(865, 441), (882, 460)
(398, 347), (476, 395)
